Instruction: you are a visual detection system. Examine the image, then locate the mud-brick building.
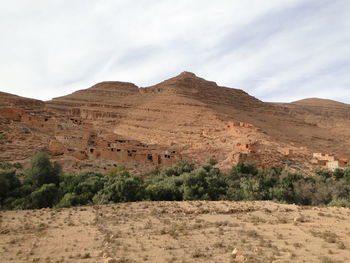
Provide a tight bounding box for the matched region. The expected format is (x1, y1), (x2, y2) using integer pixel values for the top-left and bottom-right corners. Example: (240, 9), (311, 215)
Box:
(312, 153), (336, 162)
(326, 159), (349, 170)
(312, 152), (349, 170)
(88, 134), (180, 167)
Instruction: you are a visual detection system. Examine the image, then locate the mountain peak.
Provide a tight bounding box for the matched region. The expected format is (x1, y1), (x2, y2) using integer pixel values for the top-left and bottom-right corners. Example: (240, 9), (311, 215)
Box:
(153, 72), (218, 90)
(178, 71), (197, 77)
(292, 98), (349, 107)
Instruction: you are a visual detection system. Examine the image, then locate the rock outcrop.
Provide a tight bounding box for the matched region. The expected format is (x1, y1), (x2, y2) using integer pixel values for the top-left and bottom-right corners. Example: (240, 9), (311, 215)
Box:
(1, 72), (349, 173)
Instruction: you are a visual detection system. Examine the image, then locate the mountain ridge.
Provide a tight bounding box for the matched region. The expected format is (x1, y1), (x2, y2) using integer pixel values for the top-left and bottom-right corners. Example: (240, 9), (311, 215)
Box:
(1, 72), (349, 173)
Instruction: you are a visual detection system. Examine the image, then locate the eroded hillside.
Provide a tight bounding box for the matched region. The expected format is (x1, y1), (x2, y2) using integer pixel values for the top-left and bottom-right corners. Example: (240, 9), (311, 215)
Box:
(0, 72), (349, 173)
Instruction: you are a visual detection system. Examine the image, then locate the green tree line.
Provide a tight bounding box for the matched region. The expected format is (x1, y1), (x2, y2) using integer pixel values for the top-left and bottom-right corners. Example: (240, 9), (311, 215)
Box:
(1, 152), (350, 210)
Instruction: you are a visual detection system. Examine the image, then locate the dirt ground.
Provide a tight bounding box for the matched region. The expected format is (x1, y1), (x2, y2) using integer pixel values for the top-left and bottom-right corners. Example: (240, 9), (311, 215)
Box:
(1, 201), (350, 263)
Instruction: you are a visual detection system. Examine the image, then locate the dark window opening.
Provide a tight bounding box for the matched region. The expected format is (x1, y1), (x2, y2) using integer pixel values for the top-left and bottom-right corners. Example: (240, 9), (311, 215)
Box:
(164, 154), (171, 159)
(147, 154), (153, 161)
(90, 148), (94, 153)
(172, 151), (176, 154)
(116, 149), (121, 152)
(44, 118), (48, 121)
(111, 148), (114, 152)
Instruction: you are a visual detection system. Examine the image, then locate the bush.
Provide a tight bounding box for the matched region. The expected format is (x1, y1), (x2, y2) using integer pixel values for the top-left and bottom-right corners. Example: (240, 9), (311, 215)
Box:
(107, 166), (130, 178)
(145, 175), (183, 201)
(328, 198), (350, 207)
(181, 168), (227, 200)
(208, 158), (218, 166)
(13, 162), (23, 169)
(4, 197), (29, 210)
(239, 177), (265, 200)
(93, 171), (145, 204)
(160, 159), (196, 177)
(29, 183), (58, 209)
(315, 169), (332, 180)
(182, 169), (210, 200)
(293, 179), (314, 205)
(57, 193), (85, 208)
(0, 169), (21, 204)
(271, 171), (303, 203)
(2, 151), (350, 211)
(25, 152), (61, 187)
(58, 171), (106, 206)
(0, 162), (13, 170)
(230, 162), (258, 177)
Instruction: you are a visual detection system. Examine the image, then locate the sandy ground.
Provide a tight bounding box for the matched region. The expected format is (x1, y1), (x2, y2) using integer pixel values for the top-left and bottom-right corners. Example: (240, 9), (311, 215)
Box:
(1, 201), (350, 263)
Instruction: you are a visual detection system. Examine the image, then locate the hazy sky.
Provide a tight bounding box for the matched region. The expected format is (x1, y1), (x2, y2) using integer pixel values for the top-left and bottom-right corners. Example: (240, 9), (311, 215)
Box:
(1, 0), (349, 103)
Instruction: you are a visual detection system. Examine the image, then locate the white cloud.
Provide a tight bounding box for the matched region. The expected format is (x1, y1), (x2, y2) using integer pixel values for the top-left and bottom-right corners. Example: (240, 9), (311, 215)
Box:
(0, 0), (349, 103)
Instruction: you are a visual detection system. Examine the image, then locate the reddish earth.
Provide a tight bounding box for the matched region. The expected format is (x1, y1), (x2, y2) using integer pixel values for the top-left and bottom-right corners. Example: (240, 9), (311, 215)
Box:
(1, 72), (349, 173)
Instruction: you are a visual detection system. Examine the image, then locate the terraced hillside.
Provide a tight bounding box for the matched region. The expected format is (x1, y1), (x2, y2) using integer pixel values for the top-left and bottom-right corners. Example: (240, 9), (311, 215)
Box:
(1, 72), (349, 172)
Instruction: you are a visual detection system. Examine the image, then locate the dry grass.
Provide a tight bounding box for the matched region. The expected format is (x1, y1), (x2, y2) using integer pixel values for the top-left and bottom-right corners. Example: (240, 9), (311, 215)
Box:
(1, 201), (350, 262)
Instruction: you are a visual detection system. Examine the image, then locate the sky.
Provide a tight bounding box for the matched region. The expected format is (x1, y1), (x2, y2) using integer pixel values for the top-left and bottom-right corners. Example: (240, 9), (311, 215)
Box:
(0, 0), (350, 103)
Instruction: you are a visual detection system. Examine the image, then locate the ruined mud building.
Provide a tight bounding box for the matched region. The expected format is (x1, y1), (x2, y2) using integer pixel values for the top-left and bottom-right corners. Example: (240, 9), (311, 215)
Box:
(0, 105), (179, 170)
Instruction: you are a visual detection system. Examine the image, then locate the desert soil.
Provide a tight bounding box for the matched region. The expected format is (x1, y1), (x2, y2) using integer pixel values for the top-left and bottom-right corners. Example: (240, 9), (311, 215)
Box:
(1, 201), (350, 263)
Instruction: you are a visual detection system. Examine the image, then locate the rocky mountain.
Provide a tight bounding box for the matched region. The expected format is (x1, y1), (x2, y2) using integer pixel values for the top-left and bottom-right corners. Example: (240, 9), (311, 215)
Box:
(1, 72), (349, 174)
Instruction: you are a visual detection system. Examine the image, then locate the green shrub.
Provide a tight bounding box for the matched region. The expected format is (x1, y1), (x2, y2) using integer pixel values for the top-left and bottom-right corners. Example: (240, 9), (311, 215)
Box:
(181, 168), (227, 200)
(145, 175), (183, 201)
(208, 158), (218, 166)
(240, 177), (265, 200)
(160, 159), (196, 177)
(0, 169), (21, 204)
(13, 162), (23, 169)
(315, 169), (332, 180)
(58, 171), (105, 206)
(57, 193), (84, 208)
(93, 172), (145, 204)
(2, 152), (350, 211)
(29, 183), (58, 209)
(0, 162), (14, 170)
(4, 197), (29, 210)
(25, 152), (61, 187)
(328, 198), (350, 207)
(230, 162), (258, 177)
(271, 171), (303, 203)
(107, 166), (130, 178)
